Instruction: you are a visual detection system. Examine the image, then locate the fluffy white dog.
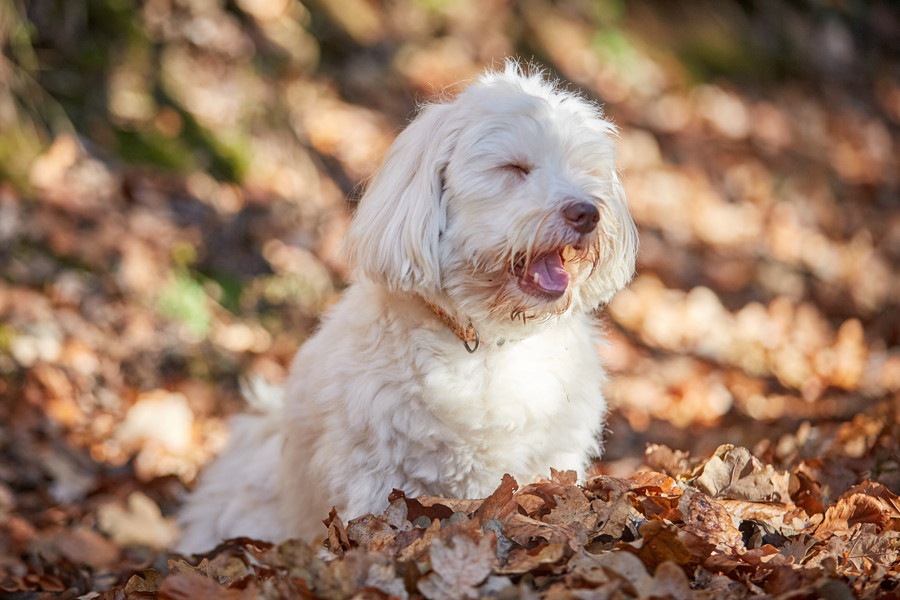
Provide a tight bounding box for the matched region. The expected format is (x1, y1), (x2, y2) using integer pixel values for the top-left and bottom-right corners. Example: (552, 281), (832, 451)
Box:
(177, 63), (637, 553)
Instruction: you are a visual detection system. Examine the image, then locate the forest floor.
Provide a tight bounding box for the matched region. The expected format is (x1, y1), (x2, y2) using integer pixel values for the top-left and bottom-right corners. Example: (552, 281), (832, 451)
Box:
(1, 0), (898, 597)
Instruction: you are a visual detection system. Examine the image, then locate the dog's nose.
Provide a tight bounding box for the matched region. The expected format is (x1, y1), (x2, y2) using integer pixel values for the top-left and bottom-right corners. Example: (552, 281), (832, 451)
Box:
(562, 201), (600, 234)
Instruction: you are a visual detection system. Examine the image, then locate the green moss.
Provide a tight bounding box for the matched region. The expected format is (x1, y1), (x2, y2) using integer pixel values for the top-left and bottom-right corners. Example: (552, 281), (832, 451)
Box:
(114, 128), (196, 171)
(157, 268), (213, 339)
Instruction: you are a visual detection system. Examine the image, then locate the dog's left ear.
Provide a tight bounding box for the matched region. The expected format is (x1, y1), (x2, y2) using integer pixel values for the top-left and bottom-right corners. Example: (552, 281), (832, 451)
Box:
(589, 172), (639, 306)
(345, 102), (459, 293)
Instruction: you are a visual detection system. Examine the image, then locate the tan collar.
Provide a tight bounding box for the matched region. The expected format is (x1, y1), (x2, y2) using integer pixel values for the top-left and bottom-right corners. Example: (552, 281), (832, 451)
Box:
(422, 299), (480, 353)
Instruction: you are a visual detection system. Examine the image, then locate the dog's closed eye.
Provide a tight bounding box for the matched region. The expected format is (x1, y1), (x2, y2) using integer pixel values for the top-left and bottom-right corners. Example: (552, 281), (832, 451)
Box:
(501, 162), (532, 177)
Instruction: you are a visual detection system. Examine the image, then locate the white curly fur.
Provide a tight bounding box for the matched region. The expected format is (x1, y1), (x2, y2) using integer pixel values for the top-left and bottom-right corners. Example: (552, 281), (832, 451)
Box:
(176, 62), (638, 553)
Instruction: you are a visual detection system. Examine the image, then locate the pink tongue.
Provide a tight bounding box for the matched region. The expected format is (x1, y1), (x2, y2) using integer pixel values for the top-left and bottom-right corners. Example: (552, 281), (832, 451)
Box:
(527, 252), (569, 294)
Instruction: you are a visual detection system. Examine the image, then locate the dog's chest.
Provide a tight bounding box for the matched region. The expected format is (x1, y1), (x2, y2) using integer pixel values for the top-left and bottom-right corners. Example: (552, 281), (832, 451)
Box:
(412, 332), (604, 468)
(422, 342), (576, 427)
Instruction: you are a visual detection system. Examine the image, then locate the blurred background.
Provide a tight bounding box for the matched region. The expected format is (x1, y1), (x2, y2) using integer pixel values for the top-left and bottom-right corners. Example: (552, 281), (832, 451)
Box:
(0, 0), (898, 585)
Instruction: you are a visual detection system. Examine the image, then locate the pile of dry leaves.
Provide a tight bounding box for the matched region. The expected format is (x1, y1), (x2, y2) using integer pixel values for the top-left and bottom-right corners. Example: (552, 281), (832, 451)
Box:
(100, 437), (899, 599)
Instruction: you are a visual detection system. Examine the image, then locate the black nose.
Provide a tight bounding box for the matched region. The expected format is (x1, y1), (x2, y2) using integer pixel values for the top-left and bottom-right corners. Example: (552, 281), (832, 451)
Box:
(562, 201), (600, 234)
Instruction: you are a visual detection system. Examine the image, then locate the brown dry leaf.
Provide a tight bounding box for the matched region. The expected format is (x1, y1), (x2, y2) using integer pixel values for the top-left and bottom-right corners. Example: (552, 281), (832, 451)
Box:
(157, 572), (249, 600)
(584, 475), (633, 501)
(718, 499), (811, 536)
(845, 480), (900, 527)
(629, 520), (694, 570)
(543, 485), (597, 530)
(760, 564), (805, 596)
(515, 477), (572, 520)
(778, 535), (818, 564)
(97, 491), (179, 549)
(415, 495), (483, 516)
(30, 364), (82, 428)
(275, 538), (329, 587)
(832, 414), (884, 458)
(123, 569), (166, 595)
(383, 495), (413, 531)
(792, 470), (827, 515)
(679, 489), (744, 552)
(577, 550), (651, 594)
(500, 543), (567, 575)
(814, 493), (893, 539)
(50, 526), (120, 570)
(550, 469), (579, 486)
(740, 544), (787, 568)
(593, 494), (643, 540)
(793, 458), (860, 507)
(844, 529), (900, 573)
(636, 493), (682, 521)
(627, 470), (682, 496)
(503, 513), (559, 546)
(515, 493), (547, 516)
(692, 445), (792, 503)
(318, 550), (407, 599)
(169, 556), (211, 577)
(474, 473), (518, 524)
(390, 490), (452, 525)
(645, 560), (695, 600)
(644, 444), (696, 478)
(324, 507), (350, 556)
(417, 534), (496, 600)
(396, 517), (443, 563)
(347, 511), (403, 551)
(208, 555), (252, 588)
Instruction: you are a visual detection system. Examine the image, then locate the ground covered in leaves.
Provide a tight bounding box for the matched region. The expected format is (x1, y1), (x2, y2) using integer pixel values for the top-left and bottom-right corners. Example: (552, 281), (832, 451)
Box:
(123, 447), (900, 599)
(1, 0), (899, 598)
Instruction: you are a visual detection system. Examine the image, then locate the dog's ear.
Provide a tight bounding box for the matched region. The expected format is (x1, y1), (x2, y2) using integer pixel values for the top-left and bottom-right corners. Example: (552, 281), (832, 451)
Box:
(345, 102), (458, 293)
(588, 173), (639, 306)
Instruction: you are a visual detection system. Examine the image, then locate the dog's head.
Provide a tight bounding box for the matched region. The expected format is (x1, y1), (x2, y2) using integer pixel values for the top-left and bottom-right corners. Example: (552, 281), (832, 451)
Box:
(347, 62), (637, 331)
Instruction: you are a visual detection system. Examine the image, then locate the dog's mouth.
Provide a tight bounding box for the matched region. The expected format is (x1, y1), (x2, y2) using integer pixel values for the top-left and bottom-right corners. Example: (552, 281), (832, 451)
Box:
(513, 246), (579, 300)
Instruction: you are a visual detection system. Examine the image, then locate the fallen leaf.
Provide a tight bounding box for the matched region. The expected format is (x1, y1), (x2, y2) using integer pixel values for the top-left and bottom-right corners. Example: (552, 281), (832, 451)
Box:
(778, 535), (818, 564)
(692, 445), (791, 503)
(51, 526), (120, 570)
(417, 534), (496, 600)
(629, 520), (694, 570)
(593, 494), (643, 540)
(123, 569), (166, 595)
(474, 474), (518, 524)
(500, 543), (567, 575)
(157, 572), (248, 600)
(585, 550), (651, 594)
(645, 560), (695, 600)
(644, 444), (696, 478)
(627, 470), (682, 496)
(843, 529), (900, 572)
(97, 491), (179, 549)
(679, 489), (744, 552)
(543, 485), (597, 530)
(324, 507), (350, 556)
(814, 493), (892, 539)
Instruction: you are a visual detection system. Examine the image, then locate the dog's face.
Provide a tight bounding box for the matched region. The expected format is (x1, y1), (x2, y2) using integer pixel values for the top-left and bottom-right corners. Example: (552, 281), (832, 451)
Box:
(348, 64), (637, 328)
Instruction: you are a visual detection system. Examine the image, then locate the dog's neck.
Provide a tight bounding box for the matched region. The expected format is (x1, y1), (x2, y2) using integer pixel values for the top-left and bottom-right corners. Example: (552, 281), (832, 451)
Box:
(422, 298), (480, 353)
(420, 297), (545, 352)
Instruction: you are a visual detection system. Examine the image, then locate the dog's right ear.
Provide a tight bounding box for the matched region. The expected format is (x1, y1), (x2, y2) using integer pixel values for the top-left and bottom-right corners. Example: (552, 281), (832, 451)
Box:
(345, 102), (459, 293)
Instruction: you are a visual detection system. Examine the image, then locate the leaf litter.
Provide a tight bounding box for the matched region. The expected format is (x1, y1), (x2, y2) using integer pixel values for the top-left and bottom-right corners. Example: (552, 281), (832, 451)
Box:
(54, 440), (891, 599)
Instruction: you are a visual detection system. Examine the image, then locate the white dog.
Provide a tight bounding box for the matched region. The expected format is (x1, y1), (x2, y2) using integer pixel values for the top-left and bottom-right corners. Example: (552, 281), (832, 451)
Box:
(176, 62), (637, 553)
